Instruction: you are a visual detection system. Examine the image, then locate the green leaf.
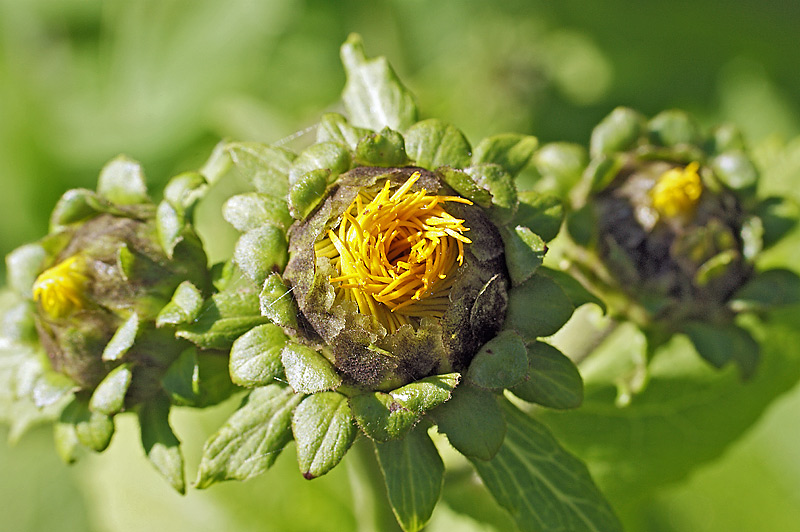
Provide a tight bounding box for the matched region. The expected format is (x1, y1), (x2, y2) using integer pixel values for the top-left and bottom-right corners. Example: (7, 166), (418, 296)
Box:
(89, 363), (132, 416)
(471, 399), (622, 532)
(740, 215), (764, 261)
(226, 142), (295, 198)
(161, 348), (200, 405)
(138, 394), (185, 494)
(730, 268), (800, 312)
(471, 133), (538, 177)
(647, 109), (701, 147)
(464, 164), (518, 225)
(510, 341), (583, 409)
(195, 384), (302, 488)
(163, 171), (208, 215)
(683, 321), (760, 378)
(292, 391), (356, 479)
(504, 273), (575, 340)
(566, 203), (598, 246)
(179, 313), (266, 349)
(538, 308), (800, 506)
(375, 423), (444, 532)
(156, 281), (204, 327)
(533, 142), (588, 194)
(0, 296), (35, 344)
(1, 342), (66, 443)
(350, 392), (418, 442)
(259, 273), (299, 328)
(586, 155), (625, 195)
(590, 107), (645, 157)
(405, 119), (472, 170)
(340, 33), (418, 132)
(350, 374), (459, 442)
(354, 127), (409, 167)
(709, 123), (746, 153)
(161, 348), (236, 408)
(115, 243), (135, 281)
(391, 373), (460, 413)
(60, 397), (115, 453)
(156, 200), (184, 259)
(176, 278), (268, 349)
(753, 196), (799, 248)
(436, 167), (492, 208)
(512, 191), (564, 243)
(6, 243), (47, 296)
(281, 343), (342, 394)
(712, 151), (759, 192)
(97, 155), (149, 205)
(467, 330), (528, 389)
(289, 142), (351, 186)
(692, 232), (744, 284)
(53, 415), (82, 464)
(199, 140), (232, 185)
(500, 225), (546, 286)
(537, 266), (606, 312)
(223, 192), (293, 232)
(49, 189), (102, 229)
(229, 324), (287, 388)
(102, 312), (139, 362)
(31, 370), (76, 408)
(234, 224), (289, 286)
(193, 352), (239, 407)
(316, 112), (370, 151)
(289, 169), (329, 220)
(429, 383), (506, 461)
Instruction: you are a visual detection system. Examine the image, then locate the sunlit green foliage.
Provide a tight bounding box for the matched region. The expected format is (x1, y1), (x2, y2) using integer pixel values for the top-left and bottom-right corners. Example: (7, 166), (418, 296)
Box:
(2, 1), (800, 531)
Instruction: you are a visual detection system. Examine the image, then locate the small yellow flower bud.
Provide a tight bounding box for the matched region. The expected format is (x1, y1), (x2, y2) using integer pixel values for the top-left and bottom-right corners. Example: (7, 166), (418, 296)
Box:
(32, 256), (88, 319)
(650, 162), (703, 218)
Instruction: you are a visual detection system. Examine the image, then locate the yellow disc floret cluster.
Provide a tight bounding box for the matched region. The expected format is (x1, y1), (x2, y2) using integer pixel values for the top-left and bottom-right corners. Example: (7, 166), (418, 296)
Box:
(650, 162), (704, 218)
(315, 172), (472, 333)
(32, 256), (88, 319)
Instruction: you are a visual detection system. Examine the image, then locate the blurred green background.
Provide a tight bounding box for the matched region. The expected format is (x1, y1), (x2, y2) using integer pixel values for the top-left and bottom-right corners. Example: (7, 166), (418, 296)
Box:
(2, 1), (799, 531)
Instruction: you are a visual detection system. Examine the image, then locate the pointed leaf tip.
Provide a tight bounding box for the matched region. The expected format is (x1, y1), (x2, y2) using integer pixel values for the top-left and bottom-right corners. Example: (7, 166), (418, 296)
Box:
(340, 33), (418, 132)
(97, 155), (149, 205)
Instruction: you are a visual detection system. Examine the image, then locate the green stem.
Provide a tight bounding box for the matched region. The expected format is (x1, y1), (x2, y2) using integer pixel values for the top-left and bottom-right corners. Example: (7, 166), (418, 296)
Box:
(346, 436), (403, 532)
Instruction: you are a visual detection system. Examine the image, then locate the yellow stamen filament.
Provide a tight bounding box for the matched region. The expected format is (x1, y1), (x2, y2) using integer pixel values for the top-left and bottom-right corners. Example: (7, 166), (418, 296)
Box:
(315, 172), (472, 333)
(32, 256), (88, 319)
(651, 162), (703, 218)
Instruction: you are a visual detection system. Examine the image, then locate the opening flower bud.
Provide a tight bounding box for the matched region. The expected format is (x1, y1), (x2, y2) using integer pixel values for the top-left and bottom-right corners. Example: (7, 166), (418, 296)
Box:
(592, 158), (751, 321)
(284, 166), (509, 390)
(316, 171), (473, 332)
(560, 108), (796, 376)
(32, 213), (210, 394)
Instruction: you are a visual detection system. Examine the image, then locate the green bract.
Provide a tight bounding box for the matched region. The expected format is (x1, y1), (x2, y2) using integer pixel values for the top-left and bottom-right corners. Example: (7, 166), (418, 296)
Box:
(553, 107), (800, 377)
(0, 155), (234, 493)
(182, 34), (619, 532)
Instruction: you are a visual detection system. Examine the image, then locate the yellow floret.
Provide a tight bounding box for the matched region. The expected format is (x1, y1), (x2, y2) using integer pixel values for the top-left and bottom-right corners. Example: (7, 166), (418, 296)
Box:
(315, 172), (472, 333)
(32, 256), (88, 319)
(651, 162), (703, 218)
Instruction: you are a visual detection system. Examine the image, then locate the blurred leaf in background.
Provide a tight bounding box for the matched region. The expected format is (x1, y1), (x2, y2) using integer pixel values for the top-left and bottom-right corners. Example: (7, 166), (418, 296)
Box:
(2, 1), (800, 531)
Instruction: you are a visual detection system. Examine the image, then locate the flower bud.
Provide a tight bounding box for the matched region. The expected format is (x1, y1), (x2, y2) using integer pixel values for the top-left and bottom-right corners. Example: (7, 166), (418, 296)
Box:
(4, 156), (213, 414)
(284, 166), (509, 390)
(561, 108), (800, 374)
